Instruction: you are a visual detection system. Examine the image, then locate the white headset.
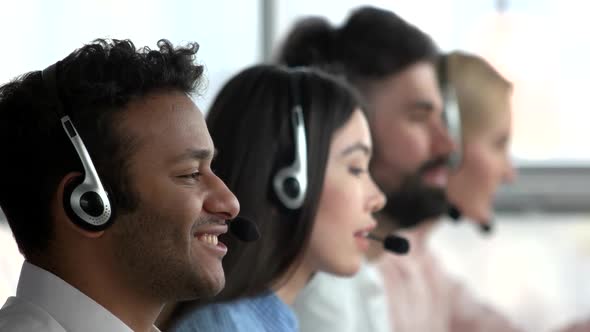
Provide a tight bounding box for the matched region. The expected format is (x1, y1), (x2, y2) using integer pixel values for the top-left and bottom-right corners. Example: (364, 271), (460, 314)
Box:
(42, 62), (113, 231)
(272, 73), (308, 210)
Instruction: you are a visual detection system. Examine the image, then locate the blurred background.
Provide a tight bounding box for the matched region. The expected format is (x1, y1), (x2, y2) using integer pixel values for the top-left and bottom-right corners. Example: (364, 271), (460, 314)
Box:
(0, 1), (588, 331)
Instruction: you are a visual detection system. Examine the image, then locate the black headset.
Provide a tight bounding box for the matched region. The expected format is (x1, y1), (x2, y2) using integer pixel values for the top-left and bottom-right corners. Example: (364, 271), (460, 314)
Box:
(42, 62), (113, 231)
(272, 72), (308, 210)
(438, 54), (463, 170)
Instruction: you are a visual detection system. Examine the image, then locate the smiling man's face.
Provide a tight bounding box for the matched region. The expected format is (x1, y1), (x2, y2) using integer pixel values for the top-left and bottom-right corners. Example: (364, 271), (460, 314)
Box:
(108, 90), (240, 301)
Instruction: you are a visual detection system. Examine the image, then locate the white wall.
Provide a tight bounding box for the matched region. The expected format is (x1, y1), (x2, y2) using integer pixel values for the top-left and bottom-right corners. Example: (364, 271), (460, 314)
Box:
(272, 0), (590, 164)
(431, 213), (590, 331)
(0, 0), (261, 111)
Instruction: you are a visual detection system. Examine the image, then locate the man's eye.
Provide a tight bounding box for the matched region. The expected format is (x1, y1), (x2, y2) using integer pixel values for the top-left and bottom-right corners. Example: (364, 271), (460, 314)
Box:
(180, 172), (202, 180)
(409, 111), (430, 122)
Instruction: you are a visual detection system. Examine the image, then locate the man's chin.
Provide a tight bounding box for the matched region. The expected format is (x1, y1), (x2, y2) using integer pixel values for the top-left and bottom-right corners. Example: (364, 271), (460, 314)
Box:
(207, 280), (225, 297)
(381, 182), (448, 229)
(177, 269), (226, 300)
(201, 270), (226, 297)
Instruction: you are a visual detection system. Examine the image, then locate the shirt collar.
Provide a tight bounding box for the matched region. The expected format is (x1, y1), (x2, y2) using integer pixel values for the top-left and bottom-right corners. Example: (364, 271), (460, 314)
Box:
(17, 261), (161, 332)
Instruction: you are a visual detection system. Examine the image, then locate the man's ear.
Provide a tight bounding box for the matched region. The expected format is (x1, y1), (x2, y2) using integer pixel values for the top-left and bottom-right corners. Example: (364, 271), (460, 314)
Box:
(53, 172), (105, 239)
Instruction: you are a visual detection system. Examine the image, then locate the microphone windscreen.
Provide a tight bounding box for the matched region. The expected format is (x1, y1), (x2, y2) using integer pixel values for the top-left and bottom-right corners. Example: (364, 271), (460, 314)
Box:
(383, 235), (410, 254)
(448, 204), (462, 221)
(479, 222), (493, 234)
(229, 216), (260, 242)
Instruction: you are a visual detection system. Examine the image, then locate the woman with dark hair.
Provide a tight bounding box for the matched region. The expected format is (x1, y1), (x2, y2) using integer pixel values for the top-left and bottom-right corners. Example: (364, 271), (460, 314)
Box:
(277, 6), (454, 332)
(164, 65), (386, 331)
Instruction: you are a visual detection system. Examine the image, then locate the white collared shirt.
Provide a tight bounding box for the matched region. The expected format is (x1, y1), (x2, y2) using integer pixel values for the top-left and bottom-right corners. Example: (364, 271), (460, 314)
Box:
(0, 262), (161, 332)
(293, 260), (391, 332)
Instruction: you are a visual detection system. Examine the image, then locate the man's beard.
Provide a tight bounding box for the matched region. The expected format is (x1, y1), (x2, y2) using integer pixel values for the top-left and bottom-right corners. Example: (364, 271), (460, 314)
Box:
(380, 157), (450, 229)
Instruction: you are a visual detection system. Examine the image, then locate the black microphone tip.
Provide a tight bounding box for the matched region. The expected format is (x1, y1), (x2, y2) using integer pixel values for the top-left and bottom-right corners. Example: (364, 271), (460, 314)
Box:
(383, 235), (410, 255)
(229, 216), (260, 242)
(479, 222), (493, 234)
(448, 204), (462, 222)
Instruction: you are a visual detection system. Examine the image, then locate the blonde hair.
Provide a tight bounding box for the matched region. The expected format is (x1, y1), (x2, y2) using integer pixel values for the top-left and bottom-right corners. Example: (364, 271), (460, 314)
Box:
(443, 51), (512, 140)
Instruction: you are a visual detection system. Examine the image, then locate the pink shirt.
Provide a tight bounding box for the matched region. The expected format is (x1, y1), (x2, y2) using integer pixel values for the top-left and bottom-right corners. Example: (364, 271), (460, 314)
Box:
(554, 318), (590, 332)
(376, 223), (522, 332)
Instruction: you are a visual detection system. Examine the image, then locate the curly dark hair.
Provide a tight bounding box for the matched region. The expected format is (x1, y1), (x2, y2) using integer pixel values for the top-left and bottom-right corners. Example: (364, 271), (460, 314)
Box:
(0, 39), (205, 259)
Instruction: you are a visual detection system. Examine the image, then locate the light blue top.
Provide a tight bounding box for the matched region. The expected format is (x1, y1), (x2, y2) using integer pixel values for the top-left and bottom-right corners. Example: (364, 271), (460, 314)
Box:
(171, 291), (298, 332)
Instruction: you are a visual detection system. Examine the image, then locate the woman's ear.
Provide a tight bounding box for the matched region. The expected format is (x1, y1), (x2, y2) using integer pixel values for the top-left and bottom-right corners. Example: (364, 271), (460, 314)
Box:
(52, 172), (105, 239)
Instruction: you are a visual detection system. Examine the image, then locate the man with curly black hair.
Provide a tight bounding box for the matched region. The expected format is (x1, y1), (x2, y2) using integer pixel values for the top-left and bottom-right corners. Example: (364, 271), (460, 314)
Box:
(0, 39), (240, 332)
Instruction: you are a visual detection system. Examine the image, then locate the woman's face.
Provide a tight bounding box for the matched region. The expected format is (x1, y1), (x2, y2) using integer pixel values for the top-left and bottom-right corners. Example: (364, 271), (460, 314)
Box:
(447, 101), (516, 223)
(304, 109), (386, 276)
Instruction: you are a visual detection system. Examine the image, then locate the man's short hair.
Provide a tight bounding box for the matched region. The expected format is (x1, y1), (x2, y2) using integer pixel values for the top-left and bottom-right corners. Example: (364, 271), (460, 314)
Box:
(0, 39), (204, 258)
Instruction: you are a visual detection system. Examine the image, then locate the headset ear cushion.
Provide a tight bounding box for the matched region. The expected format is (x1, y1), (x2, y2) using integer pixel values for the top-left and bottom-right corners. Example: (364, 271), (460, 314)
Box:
(63, 176), (84, 223)
(283, 177), (300, 199)
(62, 176), (107, 231)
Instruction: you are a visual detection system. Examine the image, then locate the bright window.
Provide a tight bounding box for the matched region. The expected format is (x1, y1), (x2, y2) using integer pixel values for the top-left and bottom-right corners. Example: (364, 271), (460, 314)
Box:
(274, 0), (590, 165)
